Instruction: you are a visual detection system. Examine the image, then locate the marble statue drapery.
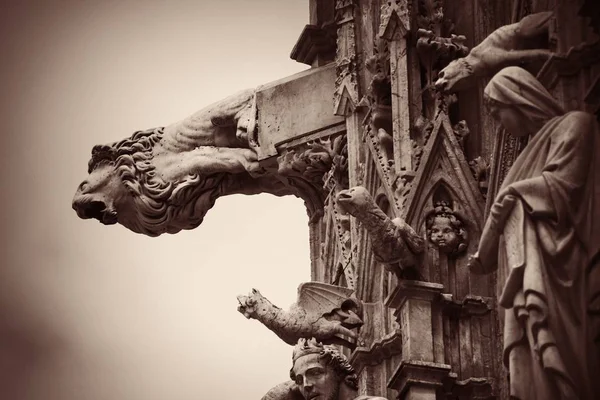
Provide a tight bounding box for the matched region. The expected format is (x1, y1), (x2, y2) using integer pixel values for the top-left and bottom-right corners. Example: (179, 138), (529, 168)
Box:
(470, 67), (600, 399)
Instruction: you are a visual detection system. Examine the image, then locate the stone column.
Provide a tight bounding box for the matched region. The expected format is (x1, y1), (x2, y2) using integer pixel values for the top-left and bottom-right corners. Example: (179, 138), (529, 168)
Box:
(385, 280), (450, 399)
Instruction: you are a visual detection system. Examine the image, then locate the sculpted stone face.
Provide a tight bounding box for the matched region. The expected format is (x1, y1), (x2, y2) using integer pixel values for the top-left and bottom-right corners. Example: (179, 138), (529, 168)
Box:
(292, 354), (340, 400)
(72, 164), (129, 226)
(429, 215), (460, 253)
(490, 105), (532, 137)
(336, 186), (372, 215)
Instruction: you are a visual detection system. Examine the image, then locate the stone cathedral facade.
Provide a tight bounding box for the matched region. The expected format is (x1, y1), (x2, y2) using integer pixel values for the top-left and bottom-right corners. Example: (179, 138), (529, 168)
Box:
(73, 1), (600, 399)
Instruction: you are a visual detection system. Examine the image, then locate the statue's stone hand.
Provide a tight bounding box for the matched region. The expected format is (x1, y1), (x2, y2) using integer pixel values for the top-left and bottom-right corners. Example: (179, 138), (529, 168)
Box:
(471, 193), (513, 275)
(489, 192), (518, 229)
(467, 252), (486, 274)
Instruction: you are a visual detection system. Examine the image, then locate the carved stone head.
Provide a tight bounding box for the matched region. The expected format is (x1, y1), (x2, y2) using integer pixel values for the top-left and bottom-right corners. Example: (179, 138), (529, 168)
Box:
(236, 288), (264, 319)
(336, 186), (374, 217)
(71, 128), (231, 237)
(483, 66), (564, 137)
(425, 202), (468, 255)
(289, 339), (358, 400)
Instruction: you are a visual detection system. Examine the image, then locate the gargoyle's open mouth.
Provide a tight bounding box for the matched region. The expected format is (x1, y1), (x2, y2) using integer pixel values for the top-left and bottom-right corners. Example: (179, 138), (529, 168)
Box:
(74, 200), (118, 225)
(336, 190), (352, 202)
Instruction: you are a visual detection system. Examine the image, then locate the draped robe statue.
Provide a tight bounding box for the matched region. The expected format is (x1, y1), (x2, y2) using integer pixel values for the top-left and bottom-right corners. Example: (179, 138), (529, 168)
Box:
(468, 67), (600, 399)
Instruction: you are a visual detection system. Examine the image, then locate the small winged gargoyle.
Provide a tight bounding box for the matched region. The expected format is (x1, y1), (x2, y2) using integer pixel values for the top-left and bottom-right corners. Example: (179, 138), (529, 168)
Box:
(336, 186), (425, 279)
(237, 282), (363, 348)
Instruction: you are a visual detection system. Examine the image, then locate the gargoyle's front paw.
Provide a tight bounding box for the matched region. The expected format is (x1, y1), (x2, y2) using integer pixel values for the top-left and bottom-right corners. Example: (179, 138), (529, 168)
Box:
(246, 162), (268, 178)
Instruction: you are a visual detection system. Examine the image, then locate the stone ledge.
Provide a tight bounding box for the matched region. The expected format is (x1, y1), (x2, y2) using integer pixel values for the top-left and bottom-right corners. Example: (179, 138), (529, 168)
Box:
(388, 360), (452, 396)
(440, 294), (494, 317)
(290, 24), (336, 66)
(385, 280), (445, 310)
(350, 330), (403, 374)
(443, 374), (495, 400)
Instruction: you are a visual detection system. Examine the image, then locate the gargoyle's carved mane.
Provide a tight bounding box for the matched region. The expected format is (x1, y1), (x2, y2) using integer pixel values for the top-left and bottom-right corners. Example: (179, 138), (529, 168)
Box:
(88, 127), (164, 173)
(87, 127), (228, 237)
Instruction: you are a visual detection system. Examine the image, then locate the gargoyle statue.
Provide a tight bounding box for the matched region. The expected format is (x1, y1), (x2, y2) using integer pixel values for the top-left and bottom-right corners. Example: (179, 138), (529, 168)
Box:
(72, 90), (296, 236)
(336, 186), (425, 278)
(435, 11), (553, 92)
(237, 282), (363, 348)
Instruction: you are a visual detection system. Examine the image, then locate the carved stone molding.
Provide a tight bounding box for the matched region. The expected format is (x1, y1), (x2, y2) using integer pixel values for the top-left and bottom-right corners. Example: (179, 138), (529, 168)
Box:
(403, 109), (485, 227)
(442, 375), (495, 400)
(484, 128), (527, 217)
(379, 0), (413, 175)
(321, 135), (357, 288)
(334, 0), (359, 116)
(440, 294), (493, 317)
(350, 330), (403, 375)
(379, 0), (410, 40)
(388, 360), (452, 398)
(290, 24), (337, 66)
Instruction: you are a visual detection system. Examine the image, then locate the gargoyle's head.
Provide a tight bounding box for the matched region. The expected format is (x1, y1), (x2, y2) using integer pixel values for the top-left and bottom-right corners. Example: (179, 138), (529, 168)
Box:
(72, 163), (128, 226)
(336, 186), (373, 217)
(72, 128), (228, 237)
(434, 58), (474, 93)
(236, 288), (264, 319)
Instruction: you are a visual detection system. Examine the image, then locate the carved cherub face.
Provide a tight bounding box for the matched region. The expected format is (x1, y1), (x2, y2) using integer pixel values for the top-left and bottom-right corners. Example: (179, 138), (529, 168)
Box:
(426, 209), (468, 255)
(292, 354), (340, 400)
(429, 216), (460, 253)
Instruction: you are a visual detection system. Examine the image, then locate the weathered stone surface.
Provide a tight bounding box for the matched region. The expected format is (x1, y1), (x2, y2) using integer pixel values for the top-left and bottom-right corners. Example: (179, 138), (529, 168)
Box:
(237, 283), (362, 348)
(283, 338), (387, 400)
(256, 64), (345, 160)
(71, 89), (294, 236)
(73, 69), (346, 235)
(469, 66), (600, 399)
(72, 2), (600, 399)
(424, 202), (468, 256)
(435, 11), (554, 92)
(336, 186), (424, 278)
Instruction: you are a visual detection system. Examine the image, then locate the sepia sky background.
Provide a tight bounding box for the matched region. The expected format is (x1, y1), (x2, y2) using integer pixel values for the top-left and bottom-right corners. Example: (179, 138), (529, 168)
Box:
(0, 1), (312, 399)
